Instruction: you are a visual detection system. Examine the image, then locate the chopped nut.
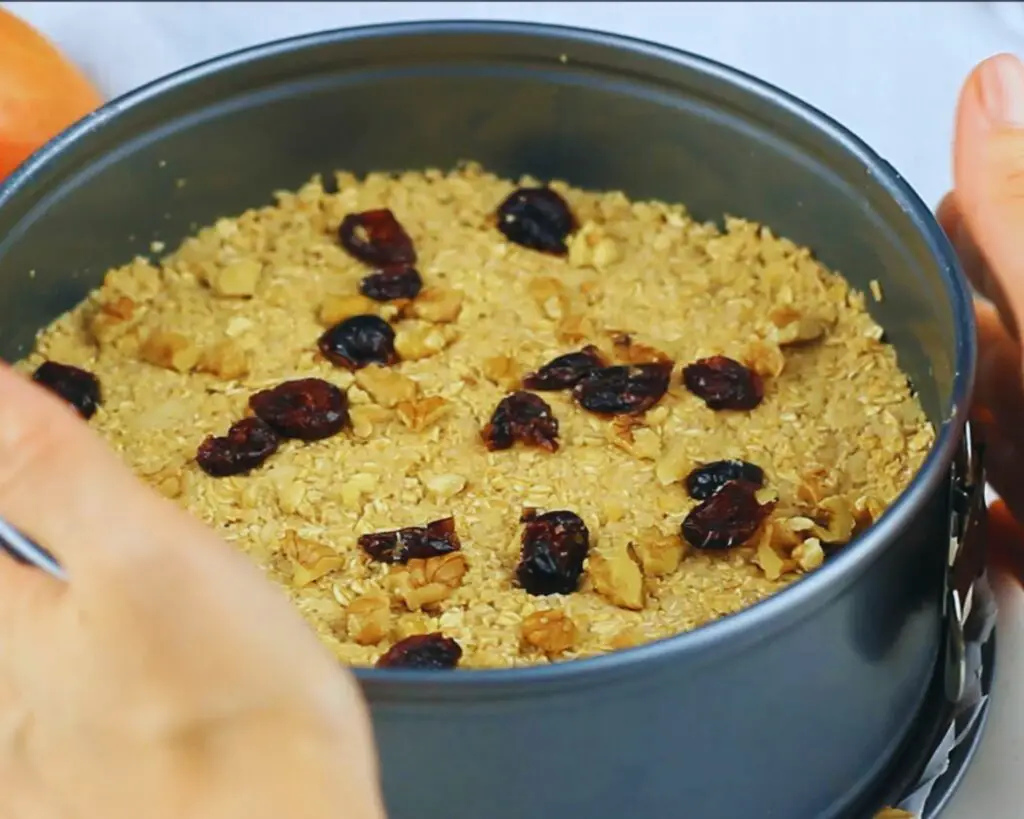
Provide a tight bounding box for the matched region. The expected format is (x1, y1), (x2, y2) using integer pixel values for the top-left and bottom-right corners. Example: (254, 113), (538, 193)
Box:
(853, 495), (885, 533)
(869, 279), (884, 303)
(769, 305), (828, 346)
(815, 496), (855, 544)
(742, 339), (785, 378)
(424, 552), (469, 587)
(631, 528), (685, 577)
(284, 533), (343, 587)
(410, 286), (464, 323)
(196, 339), (249, 380)
(588, 547), (644, 610)
(423, 473), (467, 499)
(89, 296), (138, 346)
(210, 258), (262, 297)
(140, 330), (199, 373)
(394, 322), (457, 360)
(612, 334), (672, 365)
(319, 293), (378, 326)
(793, 537), (825, 572)
(754, 524), (795, 581)
(393, 552), (468, 611)
(480, 354), (521, 389)
(395, 395), (450, 432)
(521, 609), (578, 655)
(345, 593), (392, 645)
(655, 437), (692, 486)
(355, 365), (419, 407)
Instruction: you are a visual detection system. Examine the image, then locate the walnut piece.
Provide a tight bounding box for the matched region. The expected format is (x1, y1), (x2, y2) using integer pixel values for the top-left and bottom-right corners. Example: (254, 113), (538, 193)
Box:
(588, 546), (644, 610)
(319, 294), (378, 326)
(345, 592), (392, 645)
(793, 537), (825, 572)
(89, 296), (139, 347)
(394, 322), (457, 361)
(480, 354), (521, 389)
(140, 330), (199, 373)
(285, 533), (344, 587)
(769, 306), (828, 346)
(521, 609), (578, 655)
(409, 286), (464, 323)
(355, 365), (419, 408)
(392, 552), (468, 611)
(742, 339), (785, 378)
(631, 528), (685, 577)
(815, 496), (855, 544)
(395, 396), (450, 432)
(196, 339), (249, 380)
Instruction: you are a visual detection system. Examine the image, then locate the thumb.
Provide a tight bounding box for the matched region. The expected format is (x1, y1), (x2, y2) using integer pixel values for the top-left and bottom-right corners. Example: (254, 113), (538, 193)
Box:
(954, 53), (1024, 335)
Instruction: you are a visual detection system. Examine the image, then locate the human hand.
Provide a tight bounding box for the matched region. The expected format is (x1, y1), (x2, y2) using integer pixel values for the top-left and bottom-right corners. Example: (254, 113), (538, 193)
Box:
(938, 53), (1024, 527)
(0, 364), (386, 819)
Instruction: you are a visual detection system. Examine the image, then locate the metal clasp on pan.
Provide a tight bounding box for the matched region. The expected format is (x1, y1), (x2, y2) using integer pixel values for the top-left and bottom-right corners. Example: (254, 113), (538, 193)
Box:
(945, 422), (986, 704)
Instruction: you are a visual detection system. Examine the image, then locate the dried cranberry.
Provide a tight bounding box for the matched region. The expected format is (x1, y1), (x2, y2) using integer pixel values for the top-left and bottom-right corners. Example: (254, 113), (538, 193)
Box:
(359, 265), (423, 302)
(482, 391), (560, 452)
(338, 208), (416, 267)
(522, 345), (607, 391)
(376, 633), (463, 669)
(682, 356), (764, 411)
(32, 361), (102, 420)
(318, 315), (398, 370)
(681, 480), (774, 550)
(516, 510), (590, 596)
(496, 187), (577, 255)
(572, 361), (672, 415)
(249, 377), (348, 441)
(196, 417), (279, 477)
(359, 517), (461, 564)
(685, 460), (766, 501)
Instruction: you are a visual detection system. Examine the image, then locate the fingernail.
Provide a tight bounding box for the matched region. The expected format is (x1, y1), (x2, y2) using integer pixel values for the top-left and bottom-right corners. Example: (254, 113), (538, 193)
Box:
(980, 54), (1024, 127)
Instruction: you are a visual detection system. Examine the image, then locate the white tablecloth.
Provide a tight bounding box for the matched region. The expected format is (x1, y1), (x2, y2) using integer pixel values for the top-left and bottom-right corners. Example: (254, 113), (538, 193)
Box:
(5, 3), (1023, 815)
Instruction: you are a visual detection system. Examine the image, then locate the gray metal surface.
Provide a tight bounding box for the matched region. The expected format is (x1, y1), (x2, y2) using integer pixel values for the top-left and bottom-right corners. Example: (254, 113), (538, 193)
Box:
(0, 22), (976, 819)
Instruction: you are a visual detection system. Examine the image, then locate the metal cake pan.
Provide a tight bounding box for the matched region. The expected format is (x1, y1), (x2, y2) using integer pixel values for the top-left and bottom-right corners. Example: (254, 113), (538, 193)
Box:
(0, 21), (979, 819)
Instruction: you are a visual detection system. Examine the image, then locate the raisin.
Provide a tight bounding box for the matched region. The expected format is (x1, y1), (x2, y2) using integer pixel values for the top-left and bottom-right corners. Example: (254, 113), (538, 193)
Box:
(496, 187), (577, 255)
(481, 391), (559, 452)
(682, 356), (764, 411)
(196, 417), (279, 477)
(338, 208), (416, 267)
(359, 265), (423, 302)
(681, 480), (774, 550)
(572, 361), (672, 415)
(516, 510), (590, 596)
(359, 516), (461, 564)
(376, 633), (463, 669)
(522, 345), (607, 391)
(249, 377), (348, 441)
(318, 315), (398, 370)
(685, 460), (766, 501)
(31, 361), (102, 420)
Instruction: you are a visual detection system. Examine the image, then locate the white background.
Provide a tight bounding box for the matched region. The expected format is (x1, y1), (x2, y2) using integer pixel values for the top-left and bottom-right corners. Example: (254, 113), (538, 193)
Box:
(5, 2), (1024, 816)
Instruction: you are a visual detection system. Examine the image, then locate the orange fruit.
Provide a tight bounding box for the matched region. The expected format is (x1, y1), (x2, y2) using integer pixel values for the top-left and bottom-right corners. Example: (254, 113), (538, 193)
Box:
(0, 9), (102, 181)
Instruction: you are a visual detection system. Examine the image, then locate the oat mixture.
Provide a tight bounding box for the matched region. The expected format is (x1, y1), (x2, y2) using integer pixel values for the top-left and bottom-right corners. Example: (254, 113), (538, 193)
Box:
(18, 163), (934, 669)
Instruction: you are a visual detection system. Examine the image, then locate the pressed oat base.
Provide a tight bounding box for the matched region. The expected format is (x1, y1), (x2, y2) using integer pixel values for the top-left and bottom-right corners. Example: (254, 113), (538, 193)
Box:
(18, 163), (934, 669)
